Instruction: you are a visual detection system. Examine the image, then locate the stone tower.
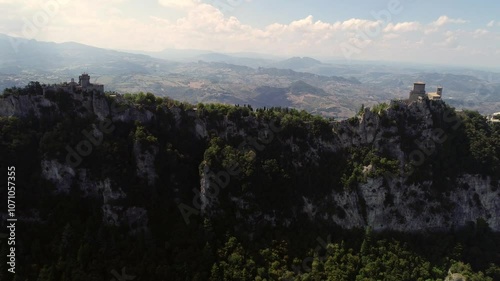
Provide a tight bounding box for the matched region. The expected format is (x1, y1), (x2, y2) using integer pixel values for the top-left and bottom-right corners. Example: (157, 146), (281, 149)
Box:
(79, 73), (91, 88)
(409, 82), (426, 101)
(436, 87), (443, 97)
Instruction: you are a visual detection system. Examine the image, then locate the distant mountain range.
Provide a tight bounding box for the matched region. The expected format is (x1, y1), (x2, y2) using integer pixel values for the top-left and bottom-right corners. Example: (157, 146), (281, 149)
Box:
(269, 56), (323, 69)
(1, 33), (499, 117)
(0, 34), (177, 76)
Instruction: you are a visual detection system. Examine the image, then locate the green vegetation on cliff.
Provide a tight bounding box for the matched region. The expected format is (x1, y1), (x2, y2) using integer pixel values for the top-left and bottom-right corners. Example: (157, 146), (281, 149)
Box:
(0, 87), (499, 280)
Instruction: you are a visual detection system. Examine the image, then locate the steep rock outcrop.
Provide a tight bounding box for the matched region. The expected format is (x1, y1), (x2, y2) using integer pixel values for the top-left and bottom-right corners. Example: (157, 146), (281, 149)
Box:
(198, 100), (500, 231)
(2, 91), (498, 233)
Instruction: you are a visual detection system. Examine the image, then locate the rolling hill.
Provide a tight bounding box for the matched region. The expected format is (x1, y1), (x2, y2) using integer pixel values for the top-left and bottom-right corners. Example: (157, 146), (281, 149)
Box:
(1, 34), (499, 118)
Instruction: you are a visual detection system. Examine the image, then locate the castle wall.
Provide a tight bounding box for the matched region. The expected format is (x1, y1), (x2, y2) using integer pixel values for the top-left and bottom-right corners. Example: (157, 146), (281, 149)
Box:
(413, 83), (426, 93)
(42, 73), (104, 95)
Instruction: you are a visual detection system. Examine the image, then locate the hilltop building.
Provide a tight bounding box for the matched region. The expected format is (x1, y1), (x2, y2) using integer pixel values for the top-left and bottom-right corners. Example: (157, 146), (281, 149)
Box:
(408, 82), (442, 101)
(43, 73), (104, 95)
(488, 112), (500, 123)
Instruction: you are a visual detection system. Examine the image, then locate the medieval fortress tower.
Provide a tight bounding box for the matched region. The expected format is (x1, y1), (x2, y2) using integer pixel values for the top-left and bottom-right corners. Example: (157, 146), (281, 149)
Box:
(43, 73), (104, 95)
(408, 82), (442, 101)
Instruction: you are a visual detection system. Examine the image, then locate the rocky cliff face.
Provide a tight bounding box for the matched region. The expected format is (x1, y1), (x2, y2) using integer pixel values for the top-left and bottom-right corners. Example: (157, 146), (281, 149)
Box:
(302, 101), (500, 232)
(1, 92), (498, 232)
(197, 100), (500, 232)
(0, 91), (154, 123)
(299, 174), (499, 232)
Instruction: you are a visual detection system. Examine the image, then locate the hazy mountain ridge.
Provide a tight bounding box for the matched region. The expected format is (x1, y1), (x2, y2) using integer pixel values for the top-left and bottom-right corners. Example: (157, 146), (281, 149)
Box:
(0, 35), (175, 75)
(1, 34), (499, 118)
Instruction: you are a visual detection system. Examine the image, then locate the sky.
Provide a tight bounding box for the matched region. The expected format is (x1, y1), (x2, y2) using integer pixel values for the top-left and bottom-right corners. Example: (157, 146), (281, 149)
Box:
(1, 0), (500, 68)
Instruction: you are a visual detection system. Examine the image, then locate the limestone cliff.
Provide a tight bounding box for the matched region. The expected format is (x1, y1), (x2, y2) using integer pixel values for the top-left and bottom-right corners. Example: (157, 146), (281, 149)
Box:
(0, 91), (498, 233)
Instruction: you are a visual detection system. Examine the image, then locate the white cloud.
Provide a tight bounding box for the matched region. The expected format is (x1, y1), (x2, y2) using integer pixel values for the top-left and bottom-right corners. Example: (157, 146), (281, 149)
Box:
(2, 1), (500, 67)
(474, 29), (489, 37)
(432, 30), (461, 49)
(158, 0), (200, 9)
(265, 15), (382, 34)
(486, 20), (500, 28)
(150, 16), (170, 25)
(288, 15), (316, 31)
(431, 15), (468, 27)
(384, 22), (421, 33)
(425, 15), (468, 34)
(383, 33), (400, 40)
(337, 18), (381, 31)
